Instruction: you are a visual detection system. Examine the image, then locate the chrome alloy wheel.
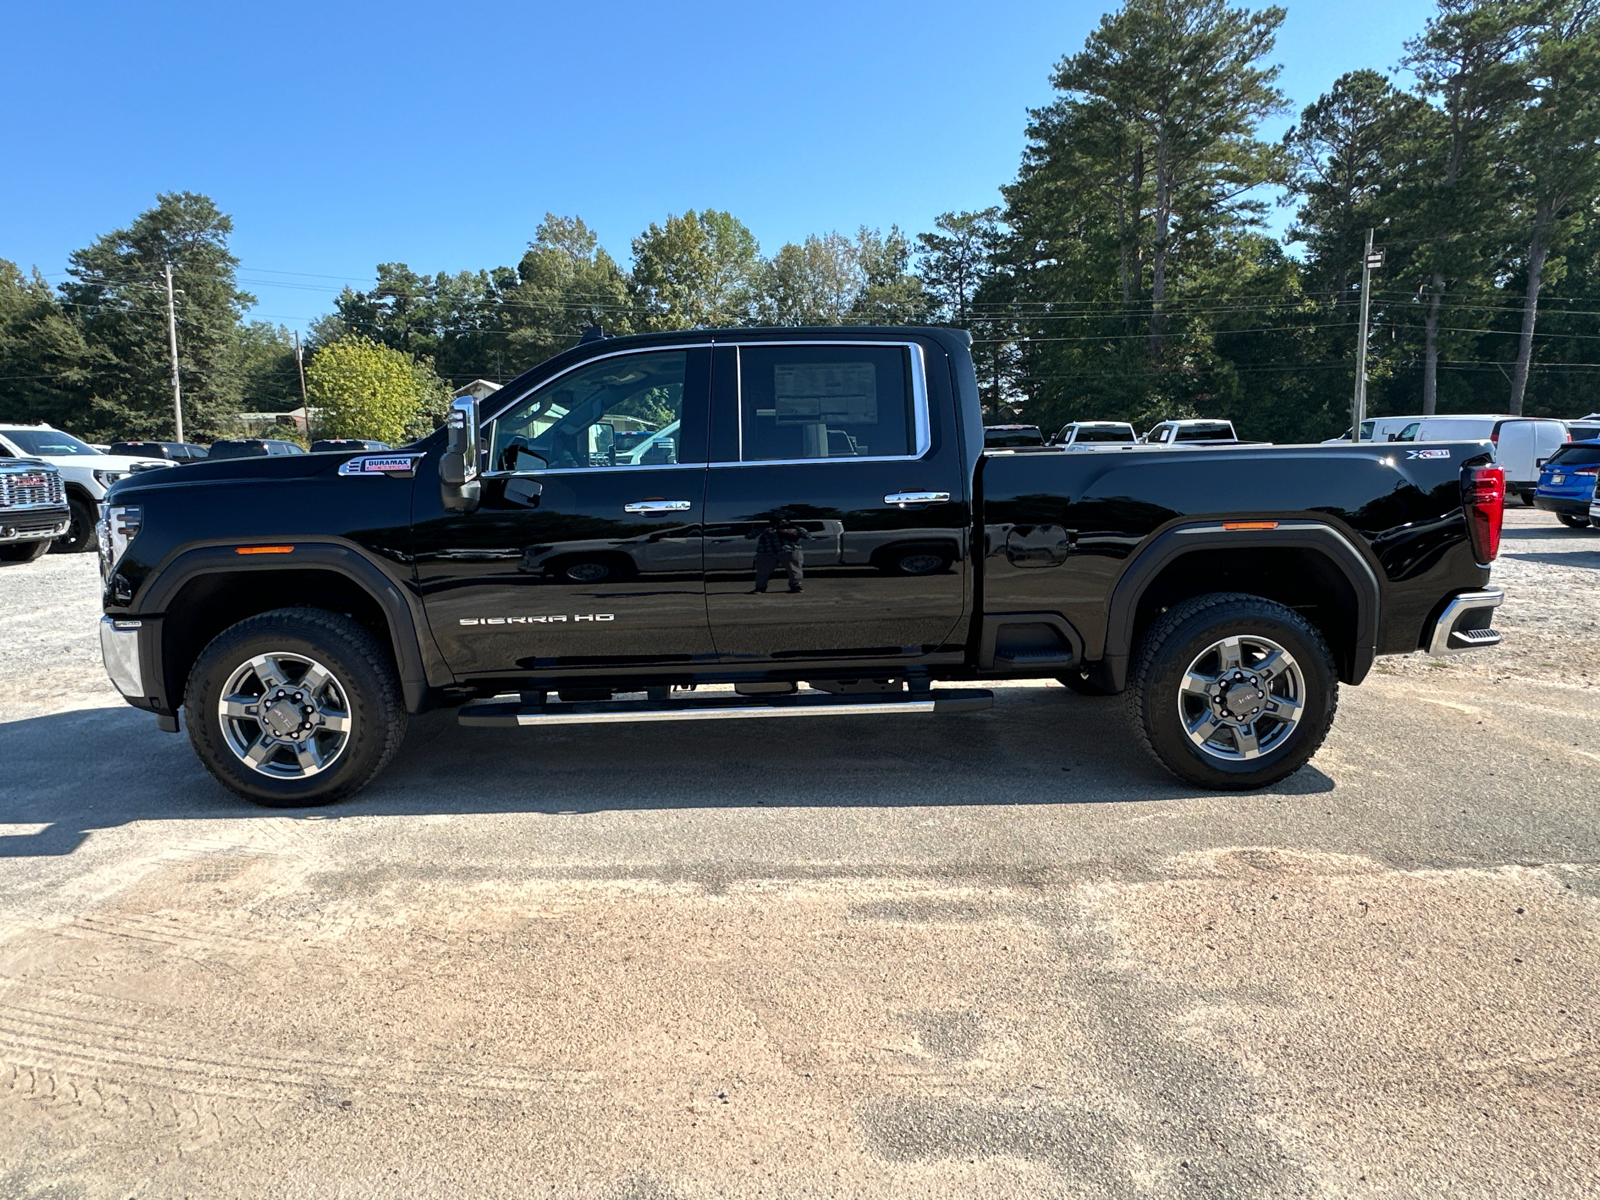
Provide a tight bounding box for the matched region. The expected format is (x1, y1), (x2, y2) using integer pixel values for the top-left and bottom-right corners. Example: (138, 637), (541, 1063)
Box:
(217, 653), (352, 778)
(1177, 634), (1305, 762)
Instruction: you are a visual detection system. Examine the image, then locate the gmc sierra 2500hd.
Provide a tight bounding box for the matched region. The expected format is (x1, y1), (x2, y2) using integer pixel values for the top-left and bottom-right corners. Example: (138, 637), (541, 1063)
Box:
(95, 327), (1507, 806)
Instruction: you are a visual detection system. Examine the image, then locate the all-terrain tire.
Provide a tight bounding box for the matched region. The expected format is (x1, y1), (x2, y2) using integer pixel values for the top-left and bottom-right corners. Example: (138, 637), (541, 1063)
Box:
(185, 607), (407, 807)
(0, 538), (52, 563)
(1129, 592), (1338, 790)
(51, 496), (97, 553)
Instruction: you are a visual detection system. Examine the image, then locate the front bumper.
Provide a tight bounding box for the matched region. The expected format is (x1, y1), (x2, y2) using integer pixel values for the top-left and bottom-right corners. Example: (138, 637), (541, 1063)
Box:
(0, 507), (70, 543)
(1427, 588), (1505, 655)
(98, 616), (145, 698)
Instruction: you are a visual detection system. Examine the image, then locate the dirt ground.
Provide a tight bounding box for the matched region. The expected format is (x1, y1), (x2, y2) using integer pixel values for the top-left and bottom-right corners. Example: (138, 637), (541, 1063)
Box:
(1, 507), (1596, 1199)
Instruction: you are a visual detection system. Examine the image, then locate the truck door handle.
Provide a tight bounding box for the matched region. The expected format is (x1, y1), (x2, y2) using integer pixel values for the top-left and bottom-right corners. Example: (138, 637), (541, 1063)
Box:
(885, 491), (951, 507)
(624, 499), (693, 514)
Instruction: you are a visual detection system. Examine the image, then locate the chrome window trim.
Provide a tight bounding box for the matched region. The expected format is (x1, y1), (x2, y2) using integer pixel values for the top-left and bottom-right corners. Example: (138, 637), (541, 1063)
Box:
(480, 461), (705, 479)
(480, 337), (933, 473)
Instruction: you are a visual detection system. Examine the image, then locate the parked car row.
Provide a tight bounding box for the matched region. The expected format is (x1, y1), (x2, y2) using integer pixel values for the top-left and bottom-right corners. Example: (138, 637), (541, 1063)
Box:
(982, 418), (1253, 451)
(0, 422), (396, 557)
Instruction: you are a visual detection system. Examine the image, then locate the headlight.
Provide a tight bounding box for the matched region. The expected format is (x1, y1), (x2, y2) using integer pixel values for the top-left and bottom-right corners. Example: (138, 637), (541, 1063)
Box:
(94, 469), (129, 488)
(99, 504), (142, 581)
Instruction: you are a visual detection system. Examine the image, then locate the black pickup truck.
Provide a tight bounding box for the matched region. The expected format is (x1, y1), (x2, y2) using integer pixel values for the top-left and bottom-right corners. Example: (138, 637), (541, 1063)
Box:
(95, 327), (1507, 806)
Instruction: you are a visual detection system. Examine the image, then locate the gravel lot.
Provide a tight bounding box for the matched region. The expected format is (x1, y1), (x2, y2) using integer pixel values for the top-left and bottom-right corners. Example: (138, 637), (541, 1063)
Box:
(1, 508), (1596, 1199)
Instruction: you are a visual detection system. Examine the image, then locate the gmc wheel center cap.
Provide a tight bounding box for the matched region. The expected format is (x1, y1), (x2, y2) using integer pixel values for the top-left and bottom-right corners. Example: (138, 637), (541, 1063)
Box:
(263, 698), (304, 737)
(1221, 680), (1266, 720)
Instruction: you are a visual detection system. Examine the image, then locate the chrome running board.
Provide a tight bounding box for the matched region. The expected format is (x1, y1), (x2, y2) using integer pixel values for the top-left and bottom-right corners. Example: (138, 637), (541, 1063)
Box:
(458, 688), (994, 728)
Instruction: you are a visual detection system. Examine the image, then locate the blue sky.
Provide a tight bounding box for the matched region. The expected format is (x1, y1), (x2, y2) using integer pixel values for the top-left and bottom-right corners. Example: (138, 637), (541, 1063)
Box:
(2, 0), (1436, 331)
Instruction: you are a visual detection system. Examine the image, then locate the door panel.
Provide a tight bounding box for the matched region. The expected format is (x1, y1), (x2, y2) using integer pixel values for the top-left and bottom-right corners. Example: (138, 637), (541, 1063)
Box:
(415, 347), (715, 675)
(701, 341), (967, 663)
(703, 464), (967, 661)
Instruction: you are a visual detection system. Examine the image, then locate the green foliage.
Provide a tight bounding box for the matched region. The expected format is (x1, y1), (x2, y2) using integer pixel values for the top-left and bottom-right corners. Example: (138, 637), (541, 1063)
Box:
(992, 0), (1293, 431)
(228, 322), (303, 413)
(306, 337), (449, 446)
(631, 209), (762, 330)
(59, 192), (252, 439)
(756, 226), (929, 326)
(0, 259), (98, 428)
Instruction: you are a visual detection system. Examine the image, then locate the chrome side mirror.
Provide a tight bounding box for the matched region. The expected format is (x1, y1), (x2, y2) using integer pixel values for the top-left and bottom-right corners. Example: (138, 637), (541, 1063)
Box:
(441, 394), (481, 512)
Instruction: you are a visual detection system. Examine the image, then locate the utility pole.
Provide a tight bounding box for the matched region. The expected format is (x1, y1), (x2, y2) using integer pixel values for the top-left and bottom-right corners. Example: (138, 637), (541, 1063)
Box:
(293, 330), (308, 406)
(1351, 230), (1383, 441)
(164, 263), (184, 444)
(293, 331), (311, 446)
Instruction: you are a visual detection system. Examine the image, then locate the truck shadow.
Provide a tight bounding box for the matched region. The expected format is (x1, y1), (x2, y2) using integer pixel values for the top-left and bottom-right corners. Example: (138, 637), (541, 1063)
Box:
(0, 691), (1334, 859)
(1501, 550), (1600, 570)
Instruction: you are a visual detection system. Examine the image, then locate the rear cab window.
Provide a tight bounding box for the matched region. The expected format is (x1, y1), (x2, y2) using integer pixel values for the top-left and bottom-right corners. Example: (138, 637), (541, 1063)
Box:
(1075, 426), (1134, 443)
(1174, 423), (1233, 442)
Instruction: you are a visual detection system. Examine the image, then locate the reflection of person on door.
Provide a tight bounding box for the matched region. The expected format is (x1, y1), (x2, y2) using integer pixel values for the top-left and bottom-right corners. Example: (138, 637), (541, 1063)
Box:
(750, 516), (805, 593)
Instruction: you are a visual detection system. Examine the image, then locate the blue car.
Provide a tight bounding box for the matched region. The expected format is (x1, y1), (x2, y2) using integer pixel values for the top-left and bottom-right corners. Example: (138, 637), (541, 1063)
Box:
(1533, 439), (1600, 529)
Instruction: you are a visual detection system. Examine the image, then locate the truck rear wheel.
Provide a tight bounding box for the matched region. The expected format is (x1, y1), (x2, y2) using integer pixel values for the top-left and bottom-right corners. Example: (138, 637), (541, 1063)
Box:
(1129, 593), (1337, 790)
(184, 607), (407, 807)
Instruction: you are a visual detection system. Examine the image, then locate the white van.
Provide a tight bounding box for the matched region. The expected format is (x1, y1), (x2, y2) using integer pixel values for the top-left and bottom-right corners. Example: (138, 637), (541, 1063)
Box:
(1390, 415), (1569, 501)
(1322, 416), (1422, 444)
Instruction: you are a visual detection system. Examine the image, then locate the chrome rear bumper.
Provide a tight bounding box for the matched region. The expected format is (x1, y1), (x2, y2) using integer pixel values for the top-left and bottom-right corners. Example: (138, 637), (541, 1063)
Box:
(1427, 588), (1505, 655)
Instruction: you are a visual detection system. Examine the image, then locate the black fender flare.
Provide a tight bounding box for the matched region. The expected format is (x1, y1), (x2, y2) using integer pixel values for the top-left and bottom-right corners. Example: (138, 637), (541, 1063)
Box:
(1098, 520), (1381, 691)
(136, 539), (445, 713)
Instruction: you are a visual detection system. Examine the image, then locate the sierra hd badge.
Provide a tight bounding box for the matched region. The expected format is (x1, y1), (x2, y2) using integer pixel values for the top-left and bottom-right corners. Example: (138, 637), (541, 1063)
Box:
(459, 614), (616, 625)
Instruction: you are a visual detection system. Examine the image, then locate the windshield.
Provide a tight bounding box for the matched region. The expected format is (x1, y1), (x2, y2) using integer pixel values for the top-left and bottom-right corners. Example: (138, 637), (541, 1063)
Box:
(1546, 445), (1600, 467)
(3, 429), (99, 456)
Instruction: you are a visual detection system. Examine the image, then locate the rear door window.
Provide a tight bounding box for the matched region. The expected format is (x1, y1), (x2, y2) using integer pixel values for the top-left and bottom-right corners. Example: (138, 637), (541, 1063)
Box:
(737, 344), (916, 461)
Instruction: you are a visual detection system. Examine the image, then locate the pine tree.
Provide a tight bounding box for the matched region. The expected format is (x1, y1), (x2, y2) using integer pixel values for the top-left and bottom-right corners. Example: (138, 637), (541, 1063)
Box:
(1504, 0), (1600, 413)
(58, 192), (252, 439)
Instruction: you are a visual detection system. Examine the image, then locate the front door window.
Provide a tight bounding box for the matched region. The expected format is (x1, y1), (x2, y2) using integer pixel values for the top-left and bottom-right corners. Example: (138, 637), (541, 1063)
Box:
(490, 351), (694, 473)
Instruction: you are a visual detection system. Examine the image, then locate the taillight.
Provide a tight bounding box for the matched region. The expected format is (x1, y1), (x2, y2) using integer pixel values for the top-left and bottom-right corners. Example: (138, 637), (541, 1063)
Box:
(1574, 465), (1599, 476)
(1463, 464), (1505, 563)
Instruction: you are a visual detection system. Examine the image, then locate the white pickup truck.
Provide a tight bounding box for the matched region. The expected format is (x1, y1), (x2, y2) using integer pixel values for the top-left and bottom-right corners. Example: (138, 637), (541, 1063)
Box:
(0, 424), (175, 552)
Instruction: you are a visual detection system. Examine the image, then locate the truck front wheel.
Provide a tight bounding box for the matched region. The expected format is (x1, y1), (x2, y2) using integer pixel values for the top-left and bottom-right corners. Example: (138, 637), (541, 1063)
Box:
(1129, 593), (1337, 790)
(184, 607), (407, 807)
(51, 496), (97, 554)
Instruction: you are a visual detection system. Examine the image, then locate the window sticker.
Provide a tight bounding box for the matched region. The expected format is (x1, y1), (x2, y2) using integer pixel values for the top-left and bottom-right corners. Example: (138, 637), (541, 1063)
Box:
(773, 363), (878, 426)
